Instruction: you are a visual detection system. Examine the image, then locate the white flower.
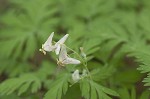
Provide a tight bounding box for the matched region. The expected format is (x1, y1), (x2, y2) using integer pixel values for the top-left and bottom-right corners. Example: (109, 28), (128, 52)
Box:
(57, 45), (81, 66)
(55, 34), (69, 55)
(72, 70), (80, 82)
(39, 32), (55, 55)
(39, 32), (69, 55)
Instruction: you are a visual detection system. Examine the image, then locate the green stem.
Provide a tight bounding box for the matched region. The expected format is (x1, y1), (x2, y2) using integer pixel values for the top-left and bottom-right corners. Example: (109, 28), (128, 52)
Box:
(64, 44), (92, 79)
(84, 64), (92, 79)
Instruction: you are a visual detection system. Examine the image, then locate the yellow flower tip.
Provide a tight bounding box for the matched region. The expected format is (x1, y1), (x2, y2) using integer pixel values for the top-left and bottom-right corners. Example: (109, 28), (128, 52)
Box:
(39, 48), (46, 55)
(43, 51), (46, 55)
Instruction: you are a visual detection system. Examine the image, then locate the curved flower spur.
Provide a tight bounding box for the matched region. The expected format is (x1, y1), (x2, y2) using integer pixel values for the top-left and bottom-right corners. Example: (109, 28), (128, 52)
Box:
(57, 45), (81, 66)
(39, 32), (69, 55)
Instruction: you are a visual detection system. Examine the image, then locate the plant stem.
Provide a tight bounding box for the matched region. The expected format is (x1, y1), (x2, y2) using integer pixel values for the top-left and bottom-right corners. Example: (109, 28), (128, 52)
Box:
(64, 44), (92, 79)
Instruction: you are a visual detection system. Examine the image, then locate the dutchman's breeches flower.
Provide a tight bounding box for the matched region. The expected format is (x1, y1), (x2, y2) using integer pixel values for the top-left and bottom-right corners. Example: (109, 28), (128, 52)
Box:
(39, 32), (69, 55)
(72, 70), (80, 82)
(40, 32), (81, 66)
(54, 34), (69, 55)
(57, 45), (81, 66)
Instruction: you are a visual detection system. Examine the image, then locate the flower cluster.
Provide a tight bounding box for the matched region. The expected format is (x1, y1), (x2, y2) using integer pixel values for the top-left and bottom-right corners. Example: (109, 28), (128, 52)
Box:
(40, 32), (90, 84)
(39, 32), (81, 66)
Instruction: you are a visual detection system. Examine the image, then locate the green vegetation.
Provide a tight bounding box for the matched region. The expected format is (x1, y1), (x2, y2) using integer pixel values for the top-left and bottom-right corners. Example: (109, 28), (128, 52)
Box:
(0, 0), (150, 99)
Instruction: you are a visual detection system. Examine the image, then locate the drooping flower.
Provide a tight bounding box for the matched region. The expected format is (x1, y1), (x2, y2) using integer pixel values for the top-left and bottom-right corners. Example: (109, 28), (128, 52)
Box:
(57, 45), (81, 66)
(72, 70), (80, 82)
(55, 34), (69, 55)
(39, 32), (69, 55)
(39, 32), (55, 55)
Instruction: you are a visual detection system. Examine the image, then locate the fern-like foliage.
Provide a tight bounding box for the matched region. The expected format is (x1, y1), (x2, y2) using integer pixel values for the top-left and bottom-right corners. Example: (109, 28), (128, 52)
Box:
(0, 73), (41, 95)
(1, 0), (150, 98)
(0, 60), (56, 96)
(0, 59), (32, 77)
(80, 79), (119, 99)
(44, 72), (70, 99)
(130, 49), (150, 87)
(0, 0), (58, 60)
(91, 64), (116, 81)
(0, 0), (59, 79)
(122, 34), (150, 87)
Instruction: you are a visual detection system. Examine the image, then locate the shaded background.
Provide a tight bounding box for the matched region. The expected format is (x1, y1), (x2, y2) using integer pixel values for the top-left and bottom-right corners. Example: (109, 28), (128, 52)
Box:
(0, 0), (150, 99)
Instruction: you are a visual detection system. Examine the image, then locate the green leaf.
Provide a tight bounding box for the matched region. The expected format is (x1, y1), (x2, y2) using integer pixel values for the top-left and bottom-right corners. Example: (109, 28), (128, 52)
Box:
(91, 65), (116, 81)
(80, 79), (90, 99)
(82, 38), (101, 56)
(0, 0), (58, 60)
(80, 79), (119, 99)
(117, 86), (136, 99)
(90, 86), (97, 99)
(139, 90), (150, 99)
(44, 72), (70, 99)
(0, 73), (41, 95)
(118, 87), (130, 99)
(97, 84), (119, 97)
